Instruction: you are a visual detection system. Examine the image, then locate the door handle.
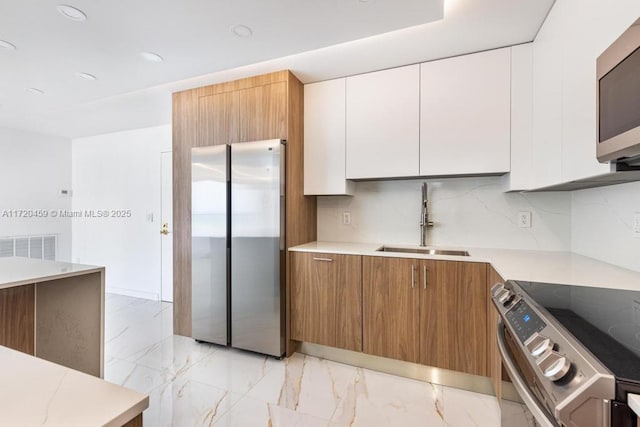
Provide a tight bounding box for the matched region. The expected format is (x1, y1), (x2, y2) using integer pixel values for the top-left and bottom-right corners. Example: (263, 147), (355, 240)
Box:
(423, 266), (428, 289)
(312, 257), (333, 262)
(161, 222), (170, 235)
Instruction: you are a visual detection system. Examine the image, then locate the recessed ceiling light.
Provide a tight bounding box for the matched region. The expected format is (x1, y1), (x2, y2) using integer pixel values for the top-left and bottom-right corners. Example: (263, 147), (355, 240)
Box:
(56, 5), (87, 21)
(28, 88), (45, 95)
(75, 72), (96, 81)
(140, 51), (164, 63)
(231, 24), (253, 38)
(0, 40), (16, 50)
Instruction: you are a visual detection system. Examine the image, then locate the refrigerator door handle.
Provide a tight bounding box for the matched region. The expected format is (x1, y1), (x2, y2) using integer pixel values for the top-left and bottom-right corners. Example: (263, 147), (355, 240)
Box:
(280, 140), (286, 251)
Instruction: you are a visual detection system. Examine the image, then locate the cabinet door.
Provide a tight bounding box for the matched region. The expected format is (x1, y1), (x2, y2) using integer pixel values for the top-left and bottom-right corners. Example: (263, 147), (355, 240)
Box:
(509, 43), (534, 191)
(346, 65), (420, 179)
(291, 252), (362, 351)
(363, 256), (420, 363)
(420, 261), (488, 376)
(198, 91), (239, 146)
(420, 48), (511, 176)
(304, 79), (354, 196)
(238, 82), (287, 142)
(335, 255), (362, 352)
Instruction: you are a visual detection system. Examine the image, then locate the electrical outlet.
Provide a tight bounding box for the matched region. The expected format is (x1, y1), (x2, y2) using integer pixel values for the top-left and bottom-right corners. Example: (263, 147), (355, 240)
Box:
(518, 211), (532, 228)
(342, 211), (352, 225)
(633, 213), (640, 238)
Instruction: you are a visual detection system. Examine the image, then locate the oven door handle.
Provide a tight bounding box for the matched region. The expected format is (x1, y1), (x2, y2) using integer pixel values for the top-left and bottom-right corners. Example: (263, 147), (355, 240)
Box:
(496, 319), (557, 427)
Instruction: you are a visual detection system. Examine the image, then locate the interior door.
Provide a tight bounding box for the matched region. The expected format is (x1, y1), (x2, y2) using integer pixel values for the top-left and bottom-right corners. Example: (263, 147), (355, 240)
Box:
(160, 151), (173, 303)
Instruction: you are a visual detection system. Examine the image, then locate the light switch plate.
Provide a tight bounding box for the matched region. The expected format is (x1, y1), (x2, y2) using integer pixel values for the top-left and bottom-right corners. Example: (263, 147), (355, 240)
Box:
(518, 211), (531, 228)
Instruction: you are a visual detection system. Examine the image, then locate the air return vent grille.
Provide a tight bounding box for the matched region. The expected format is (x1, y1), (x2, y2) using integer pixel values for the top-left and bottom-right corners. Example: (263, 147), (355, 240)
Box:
(0, 235), (57, 260)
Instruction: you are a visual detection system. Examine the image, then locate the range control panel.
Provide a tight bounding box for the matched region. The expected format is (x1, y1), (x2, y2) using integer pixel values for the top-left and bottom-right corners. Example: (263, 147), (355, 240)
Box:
(505, 299), (547, 344)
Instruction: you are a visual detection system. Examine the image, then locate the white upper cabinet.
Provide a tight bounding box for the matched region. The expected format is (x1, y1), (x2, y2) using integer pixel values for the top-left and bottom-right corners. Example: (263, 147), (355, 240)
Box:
(304, 79), (354, 195)
(345, 65), (420, 179)
(508, 43), (534, 191)
(527, 0), (640, 189)
(420, 48), (511, 176)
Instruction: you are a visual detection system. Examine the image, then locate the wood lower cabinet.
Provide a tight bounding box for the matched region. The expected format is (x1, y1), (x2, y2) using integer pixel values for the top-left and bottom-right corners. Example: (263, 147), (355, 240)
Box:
(291, 252), (362, 352)
(420, 261), (488, 376)
(363, 257), (421, 363)
(362, 257), (488, 375)
(293, 253), (491, 377)
(487, 266), (505, 400)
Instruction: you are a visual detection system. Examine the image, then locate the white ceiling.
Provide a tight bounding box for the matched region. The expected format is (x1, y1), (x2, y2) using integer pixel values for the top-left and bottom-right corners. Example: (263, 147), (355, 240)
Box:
(0, 0), (555, 139)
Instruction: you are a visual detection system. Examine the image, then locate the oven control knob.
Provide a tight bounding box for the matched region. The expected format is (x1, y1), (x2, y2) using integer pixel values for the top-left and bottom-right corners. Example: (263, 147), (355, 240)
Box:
(491, 283), (505, 297)
(497, 289), (515, 306)
(537, 351), (571, 382)
(524, 333), (554, 357)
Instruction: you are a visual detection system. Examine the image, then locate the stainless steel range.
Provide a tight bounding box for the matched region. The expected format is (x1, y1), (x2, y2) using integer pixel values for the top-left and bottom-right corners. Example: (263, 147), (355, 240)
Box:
(492, 280), (640, 427)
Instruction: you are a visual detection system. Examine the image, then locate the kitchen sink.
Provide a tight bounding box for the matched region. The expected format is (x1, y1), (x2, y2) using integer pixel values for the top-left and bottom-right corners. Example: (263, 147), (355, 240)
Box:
(376, 246), (470, 257)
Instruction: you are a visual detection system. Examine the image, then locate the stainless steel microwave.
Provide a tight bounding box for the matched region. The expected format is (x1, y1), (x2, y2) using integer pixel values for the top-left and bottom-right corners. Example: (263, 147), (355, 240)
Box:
(597, 18), (640, 163)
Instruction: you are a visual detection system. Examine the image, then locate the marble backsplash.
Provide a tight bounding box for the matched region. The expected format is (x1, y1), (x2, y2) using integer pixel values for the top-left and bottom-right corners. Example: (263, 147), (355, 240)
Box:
(317, 176), (572, 251)
(572, 180), (640, 273)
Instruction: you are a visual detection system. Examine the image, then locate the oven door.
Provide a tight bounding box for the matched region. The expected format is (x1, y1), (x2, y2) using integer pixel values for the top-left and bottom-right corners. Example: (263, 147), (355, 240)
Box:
(497, 319), (558, 427)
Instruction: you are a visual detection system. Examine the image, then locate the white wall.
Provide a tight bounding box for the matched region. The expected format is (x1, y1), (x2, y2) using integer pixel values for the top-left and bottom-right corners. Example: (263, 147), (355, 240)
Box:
(0, 127), (72, 261)
(318, 177), (571, 251)
(572, 182), (640, 273)
(72, 125), (171, 299)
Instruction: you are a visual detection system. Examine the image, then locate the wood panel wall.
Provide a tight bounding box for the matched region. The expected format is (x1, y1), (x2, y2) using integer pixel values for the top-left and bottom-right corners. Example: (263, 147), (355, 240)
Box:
(172, 71), (316, 345)
(285, 74), (317, 355)
(0, 285), (35, 355)
(172, 88), (198, 337)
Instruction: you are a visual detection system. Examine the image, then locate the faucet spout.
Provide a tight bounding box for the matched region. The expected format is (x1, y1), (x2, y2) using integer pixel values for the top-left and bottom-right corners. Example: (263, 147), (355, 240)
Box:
(420, 182), (434, 247)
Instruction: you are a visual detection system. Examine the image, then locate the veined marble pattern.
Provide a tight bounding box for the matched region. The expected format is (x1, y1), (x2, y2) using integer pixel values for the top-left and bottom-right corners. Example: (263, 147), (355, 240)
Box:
(316, 176), (571, 251)
(105, 294), (502, 426)
(572, 180), (640, 273)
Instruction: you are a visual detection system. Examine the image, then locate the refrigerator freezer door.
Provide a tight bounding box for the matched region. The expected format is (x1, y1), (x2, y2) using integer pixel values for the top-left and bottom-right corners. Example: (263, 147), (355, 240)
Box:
(192, 144), (229, 345)
(231, 139), (285, 357)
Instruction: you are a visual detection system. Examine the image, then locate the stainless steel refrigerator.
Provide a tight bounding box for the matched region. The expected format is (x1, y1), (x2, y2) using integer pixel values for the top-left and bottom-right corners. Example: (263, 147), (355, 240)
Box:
(191, 139), (285, 357)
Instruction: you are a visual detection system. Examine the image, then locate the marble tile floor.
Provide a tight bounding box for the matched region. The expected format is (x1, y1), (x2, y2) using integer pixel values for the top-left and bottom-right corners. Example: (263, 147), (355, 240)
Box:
(104, 293), (502, 426)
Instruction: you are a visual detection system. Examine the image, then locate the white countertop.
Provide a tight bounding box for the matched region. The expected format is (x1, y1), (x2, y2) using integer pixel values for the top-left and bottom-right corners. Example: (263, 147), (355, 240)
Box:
(289, 241), (640, 291)
(0, 346), (148, 427)
(0, 257), (104, 290)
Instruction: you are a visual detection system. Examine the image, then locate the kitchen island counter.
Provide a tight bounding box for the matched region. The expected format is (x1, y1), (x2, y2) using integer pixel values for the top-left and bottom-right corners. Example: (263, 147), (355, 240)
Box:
(0, 257), (105, 377)
(0, 345), (147, 427)
(0, 256), (103, 289)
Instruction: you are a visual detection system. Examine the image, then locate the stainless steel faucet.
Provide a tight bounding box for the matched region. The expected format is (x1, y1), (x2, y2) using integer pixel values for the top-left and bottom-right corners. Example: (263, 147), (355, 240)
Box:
(420, 182), (434, 247)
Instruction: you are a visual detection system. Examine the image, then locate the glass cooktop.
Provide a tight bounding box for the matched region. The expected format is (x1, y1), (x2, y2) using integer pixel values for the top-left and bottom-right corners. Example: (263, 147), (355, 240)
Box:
(514, 281), (640, 384)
